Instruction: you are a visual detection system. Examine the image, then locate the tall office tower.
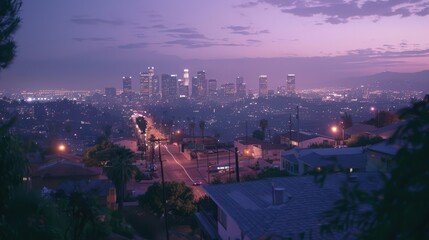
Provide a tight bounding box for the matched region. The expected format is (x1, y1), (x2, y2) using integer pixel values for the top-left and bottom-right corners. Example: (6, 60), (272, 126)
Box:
(152, 74), (160, 97)
(161, 74), (178, 100)
(236, 76), (246, 98)
(196, 70), (207, 98)
(183, 69), (190, 86)
(224, 83), (236, 97)
(140, 67), (156, 98)
(191, 76), (199, 98)
(259, 75), (268, 98)
(139, 71), (150, 97)
(148, 67), (155, 96)
(286, 74), (296, 95)
(105, 87), (117, 98)
(122, 76), (132, 93)
(178, 78), (189, 98)
(208, 79), (217, 97)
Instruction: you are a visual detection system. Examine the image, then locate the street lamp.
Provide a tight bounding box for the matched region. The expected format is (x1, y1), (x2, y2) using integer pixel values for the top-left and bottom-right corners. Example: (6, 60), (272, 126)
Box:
(331, 125), (344, 147)
(58, 144), (66, 152)
(370, 107), (380, 128)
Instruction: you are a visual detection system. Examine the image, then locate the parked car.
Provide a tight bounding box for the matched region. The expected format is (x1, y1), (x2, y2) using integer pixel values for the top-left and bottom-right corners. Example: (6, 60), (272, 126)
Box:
(192, 180), (203, 186)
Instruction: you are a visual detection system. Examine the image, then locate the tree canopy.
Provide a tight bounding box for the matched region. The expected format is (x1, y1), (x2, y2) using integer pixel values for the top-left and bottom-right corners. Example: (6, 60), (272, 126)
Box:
(0, 117), (27, 212)
(138, 181), (196, 219)
(0, 0), (21, 70)
(320, 97), (429, 239)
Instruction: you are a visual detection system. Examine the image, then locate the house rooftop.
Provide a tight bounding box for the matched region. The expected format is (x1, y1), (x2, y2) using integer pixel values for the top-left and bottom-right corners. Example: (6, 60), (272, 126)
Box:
(291, 147), (364, 157)
(367, 140), (402, 156)
(204, 173), (382, 239)
(235, 136), (265, 145)
(280, 131), (333, 142)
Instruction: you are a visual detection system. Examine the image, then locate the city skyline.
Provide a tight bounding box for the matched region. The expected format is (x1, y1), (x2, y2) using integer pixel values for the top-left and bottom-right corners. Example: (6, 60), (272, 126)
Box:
(1, 0), (428, 90)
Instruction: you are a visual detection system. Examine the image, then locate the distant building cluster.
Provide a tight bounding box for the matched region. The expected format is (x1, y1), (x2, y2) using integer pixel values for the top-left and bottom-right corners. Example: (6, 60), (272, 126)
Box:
(102, 67), (298, 102)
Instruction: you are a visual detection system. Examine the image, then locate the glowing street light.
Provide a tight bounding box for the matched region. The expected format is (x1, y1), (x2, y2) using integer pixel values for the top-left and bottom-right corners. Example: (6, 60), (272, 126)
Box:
(331, 126), (338, 133)
(370, 106), (380, 127)
(58, 144), (66, 152)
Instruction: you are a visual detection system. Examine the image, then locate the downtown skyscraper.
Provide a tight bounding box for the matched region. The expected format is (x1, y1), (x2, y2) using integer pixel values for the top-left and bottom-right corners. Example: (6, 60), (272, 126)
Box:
(236, 76), (246, 98)
(208, 79), (217, 97)
(178, 69), (190, 98)
(139, 67), (156, 99)
(287, 74), (296, 95)
(122, 76), (132, 93)
(161, 74), (178, 100)
(192, 70), (207, 99)
(259, 75), (268, 98)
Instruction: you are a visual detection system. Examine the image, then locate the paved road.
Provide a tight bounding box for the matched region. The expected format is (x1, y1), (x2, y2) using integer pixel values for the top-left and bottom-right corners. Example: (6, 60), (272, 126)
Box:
(161, 144), (207, 199)
(130, 113), (258, 199)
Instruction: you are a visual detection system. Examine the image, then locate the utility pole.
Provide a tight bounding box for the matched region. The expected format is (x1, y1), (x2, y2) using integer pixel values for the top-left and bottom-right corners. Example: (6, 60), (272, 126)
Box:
(228, 149), (231, 181)
(289, 113), (292, 147)
(206, 149), (210, 184)
(235, 147), (240, 182)
(151, 138), (170, 240)
(296, 106), (300, 148)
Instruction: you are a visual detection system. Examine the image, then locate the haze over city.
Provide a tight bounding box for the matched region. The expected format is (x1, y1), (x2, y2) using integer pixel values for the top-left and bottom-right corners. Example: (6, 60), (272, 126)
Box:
(1, 0), (429, 90)
(1, 1), (429, 239)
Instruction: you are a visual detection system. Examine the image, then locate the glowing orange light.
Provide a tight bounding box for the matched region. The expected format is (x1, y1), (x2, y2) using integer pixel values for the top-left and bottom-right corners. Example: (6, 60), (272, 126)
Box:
(58, 144), (66, 152)
(331, 126), (338, 133)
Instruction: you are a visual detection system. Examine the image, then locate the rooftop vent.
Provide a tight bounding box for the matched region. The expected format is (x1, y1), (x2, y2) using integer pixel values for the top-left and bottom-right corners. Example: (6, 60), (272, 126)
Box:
(272, 185), (285, 205)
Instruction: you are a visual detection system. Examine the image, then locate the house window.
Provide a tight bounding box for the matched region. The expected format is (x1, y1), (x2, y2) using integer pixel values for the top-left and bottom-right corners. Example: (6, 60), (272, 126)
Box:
(218, 208), (227, 229)
(293, 163), (298, 174)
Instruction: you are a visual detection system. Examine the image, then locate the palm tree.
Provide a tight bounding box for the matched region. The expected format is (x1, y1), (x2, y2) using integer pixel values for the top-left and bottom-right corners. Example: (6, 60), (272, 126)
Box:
(101, 145), (136, 210)
(189, 122), (195, 138)
(259, 119), (268, 140)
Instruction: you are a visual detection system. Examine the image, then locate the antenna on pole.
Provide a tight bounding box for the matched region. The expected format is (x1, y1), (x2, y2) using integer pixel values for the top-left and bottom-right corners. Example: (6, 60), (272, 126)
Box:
(296, 106), (300, 148)
(289, 113), (292, 147)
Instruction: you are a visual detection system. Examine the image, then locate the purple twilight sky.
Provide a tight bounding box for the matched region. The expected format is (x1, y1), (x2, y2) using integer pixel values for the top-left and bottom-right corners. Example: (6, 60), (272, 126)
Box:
(1, 0), (429, 91)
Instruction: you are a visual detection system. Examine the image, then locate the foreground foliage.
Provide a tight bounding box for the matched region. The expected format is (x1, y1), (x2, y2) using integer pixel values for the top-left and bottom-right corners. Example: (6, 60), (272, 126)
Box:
(138, 181), (196, 220)
(321, 97), (429, 239)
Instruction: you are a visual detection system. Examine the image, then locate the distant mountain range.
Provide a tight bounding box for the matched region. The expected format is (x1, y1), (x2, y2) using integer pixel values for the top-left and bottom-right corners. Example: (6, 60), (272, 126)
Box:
(337, 70), (429, 92)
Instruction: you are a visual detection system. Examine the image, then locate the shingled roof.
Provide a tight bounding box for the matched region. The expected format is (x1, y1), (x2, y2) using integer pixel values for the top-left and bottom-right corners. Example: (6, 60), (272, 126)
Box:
(204, 173), (381, 239)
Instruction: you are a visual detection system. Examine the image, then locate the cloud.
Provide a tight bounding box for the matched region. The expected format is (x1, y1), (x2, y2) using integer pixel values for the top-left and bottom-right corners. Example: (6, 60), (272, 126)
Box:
(163, 27), (209, 40)
(247, 39), (261, 43)
(73, 37), (115, 42)
(225, 25), (270, 35)
(152, 24), (166, 29)
(234, 1), (259, 8)
(240, 0), (429, 24)
(71, 16), (125, 26)
(345, 47), (429, 60)
(117, 42), (148, 49)
(164, 39), (244, 48)
(161, 27), (199, 34)
(169, 33), (207, 39)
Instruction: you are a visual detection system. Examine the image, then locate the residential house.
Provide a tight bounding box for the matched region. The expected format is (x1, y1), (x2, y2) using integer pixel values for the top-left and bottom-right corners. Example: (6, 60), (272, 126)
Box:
(344, 123), (376, 138)
(366, 141), (401, 172)
(196, 173), (382, 240)
(281, 147), (367, 175)
(369, 121), (405, 139)
(234, 137), (285, 161)
(280, 131), (335, 148)
(31, 158), (103, 190)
